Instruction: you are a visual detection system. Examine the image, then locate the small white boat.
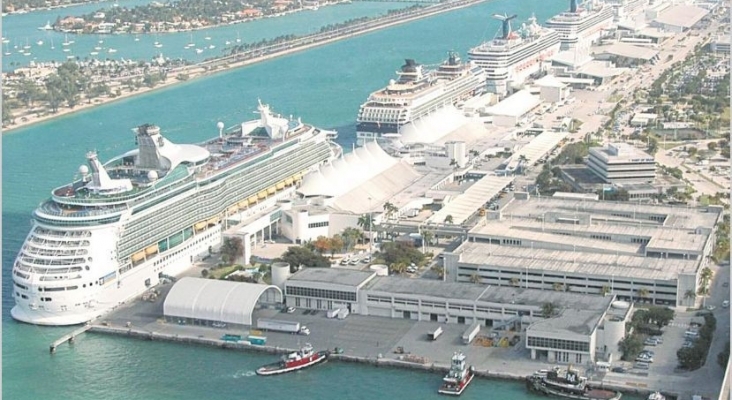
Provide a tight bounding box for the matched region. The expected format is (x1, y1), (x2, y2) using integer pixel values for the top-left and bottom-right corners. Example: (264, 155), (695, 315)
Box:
(38, 21), (53, 30)
(1, 37), (9, 44)
(94, 46), (102, 50)
(90, 51), (99, 56)
(204, 36), (211, 40)
(196, 48), (203, 54)
(154, 42), (163, 48)
(108, 48), (117, 53)
(208, 44), (215, 49)
(63, 48), (71, 52)
(36, 40), (44, 46)
(134, 36), (140, 42)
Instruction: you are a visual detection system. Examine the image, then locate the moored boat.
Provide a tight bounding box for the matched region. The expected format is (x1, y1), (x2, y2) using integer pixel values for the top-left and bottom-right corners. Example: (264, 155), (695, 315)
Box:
(526, 366), (621, 400)
(438, 351), (475, 396)
(256, 343), (328, 376)
(647, 392), (665, 400)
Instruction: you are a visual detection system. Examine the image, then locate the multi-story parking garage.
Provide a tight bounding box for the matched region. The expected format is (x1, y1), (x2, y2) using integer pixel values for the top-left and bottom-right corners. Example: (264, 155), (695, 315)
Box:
(443, 196), (724, 306)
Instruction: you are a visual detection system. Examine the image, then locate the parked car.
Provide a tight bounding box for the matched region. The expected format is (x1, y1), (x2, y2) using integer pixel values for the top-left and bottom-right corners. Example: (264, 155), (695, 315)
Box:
(286, 306), (296, 314)
(723, 300), (730, 308)
(636, 355), (654, 363)
(644, 338), (658, 346)
(611, 367), (626, 373)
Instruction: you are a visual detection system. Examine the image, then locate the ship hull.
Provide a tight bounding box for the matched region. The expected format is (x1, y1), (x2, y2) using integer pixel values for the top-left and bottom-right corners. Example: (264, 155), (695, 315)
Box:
(526, 376), (622, 400)
(438, 371), (475, 396)
(256, 351), (328, 376)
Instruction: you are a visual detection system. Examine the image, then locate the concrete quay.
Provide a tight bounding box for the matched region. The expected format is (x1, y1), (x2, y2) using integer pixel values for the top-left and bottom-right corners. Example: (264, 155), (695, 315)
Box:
(78, 292), (667, 400)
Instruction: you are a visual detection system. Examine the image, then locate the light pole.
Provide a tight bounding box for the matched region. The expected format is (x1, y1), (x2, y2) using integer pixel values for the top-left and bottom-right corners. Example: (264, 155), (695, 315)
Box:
(368, 197), (373, 255)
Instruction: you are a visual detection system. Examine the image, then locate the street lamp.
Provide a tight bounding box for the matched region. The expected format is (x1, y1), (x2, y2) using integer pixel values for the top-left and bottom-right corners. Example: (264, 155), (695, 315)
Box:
(368, 196), (373, 255)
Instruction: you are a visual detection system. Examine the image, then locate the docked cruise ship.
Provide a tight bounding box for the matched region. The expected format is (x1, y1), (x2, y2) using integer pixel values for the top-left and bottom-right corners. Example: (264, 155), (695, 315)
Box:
(468, 14), (561, 96)
(11, 102), (339, 326)
(356, 52), (485, 144)
(605, 0), (650, 21)
(545, 0), (615, 51)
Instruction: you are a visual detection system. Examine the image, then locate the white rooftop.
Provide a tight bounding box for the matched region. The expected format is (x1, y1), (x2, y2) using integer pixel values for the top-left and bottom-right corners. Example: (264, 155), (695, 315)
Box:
(534, 75), (567, 88)
(654, 5), (709, 28)
(486, 90), (541, 117)
(428, 174), (514, 225)
(504, 130), (569, 171)
(594, 43), (659, 60)
(577, 61), (628, 78)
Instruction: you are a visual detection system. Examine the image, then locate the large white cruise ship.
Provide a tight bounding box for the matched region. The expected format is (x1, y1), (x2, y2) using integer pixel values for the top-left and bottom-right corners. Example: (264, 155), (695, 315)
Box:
(356, 52), (485, 144)
(11, 102), (339, 326)
(545, 0), (615, 51)
(468, 14), (561, 96)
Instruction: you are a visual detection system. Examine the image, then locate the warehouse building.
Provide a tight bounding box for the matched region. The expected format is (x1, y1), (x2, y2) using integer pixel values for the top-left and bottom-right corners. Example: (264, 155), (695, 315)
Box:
(443, 196), (724, 306)
(163, 277), (283, 328)
(282, 267), (629, 364)
(486, 90), (542, 127)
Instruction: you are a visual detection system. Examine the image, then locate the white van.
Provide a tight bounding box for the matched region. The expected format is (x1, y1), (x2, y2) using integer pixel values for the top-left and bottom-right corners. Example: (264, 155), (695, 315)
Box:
(634, 361), (650, 370)
(723, 300), (729, 308)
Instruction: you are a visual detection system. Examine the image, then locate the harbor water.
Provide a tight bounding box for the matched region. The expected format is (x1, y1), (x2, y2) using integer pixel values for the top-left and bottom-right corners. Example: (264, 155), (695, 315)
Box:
(2, 1), (645, 398)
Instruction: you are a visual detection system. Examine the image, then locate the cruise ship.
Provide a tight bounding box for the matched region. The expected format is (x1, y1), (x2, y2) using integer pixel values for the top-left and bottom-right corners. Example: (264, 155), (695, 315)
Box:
(468, 14), (561, 96)
(355, 52), (486, 144)
(11, 102), (339, 326)
(545, 0), (616, 51)
(605, 0), (650, 21)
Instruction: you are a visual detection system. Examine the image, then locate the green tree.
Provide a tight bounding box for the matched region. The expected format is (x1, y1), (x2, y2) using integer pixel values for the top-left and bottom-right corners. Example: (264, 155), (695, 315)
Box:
(444, 214), (454, 224)
(600, 285), (611, 296)
(637, 287), (650, 302)
(220, 236), (243, 265)
(552, 282), (564, 291)
(357, 214), (373, 231)
(275, 246), (330, 271)
(431, 264), (445, 279)
(328, 235), (344, 258)
(469, 273), (481, 284)
(718, 341), (730, 369)
(541, 302), (557, 318)
(619, 334), (645, 361)
(684, 289), (697, 305)
(15, 79), (43, 107)
(313, 235), (330, 255)
(421, 230), (434, 247)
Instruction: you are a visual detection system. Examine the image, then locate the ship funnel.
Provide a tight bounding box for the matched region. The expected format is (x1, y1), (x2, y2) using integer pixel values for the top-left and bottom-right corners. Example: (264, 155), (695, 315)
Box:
(492, 13), (518, 39)
(570, 0), (578, 13)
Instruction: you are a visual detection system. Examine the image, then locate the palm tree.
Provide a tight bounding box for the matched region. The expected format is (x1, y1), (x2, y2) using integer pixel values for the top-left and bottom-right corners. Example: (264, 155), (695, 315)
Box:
(518, 154), (529, 174)
(431, 264), (445, 280)
(637, 288), (650, 302)
(220, 236), (244, 265)
(552, 282), (564, 292)
(600, 285), (611, 296)
(510, 277), (520, 287)
(684, 289), (697, 306)
(700, 267), (713, 286)
(698, 285), (710, 307)
(469, 273), (481, 284)
(444, 214), (454, 225)
(421, 230), (434, 247)
(357, 214), (372, 231)
(390, 262), (407, 275)
(541, 302), (557, 318)
(382, 202), (398, 221)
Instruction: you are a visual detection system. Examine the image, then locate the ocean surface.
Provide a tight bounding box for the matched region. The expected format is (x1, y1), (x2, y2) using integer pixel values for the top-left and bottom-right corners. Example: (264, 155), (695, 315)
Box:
(2, 1), (646, 398)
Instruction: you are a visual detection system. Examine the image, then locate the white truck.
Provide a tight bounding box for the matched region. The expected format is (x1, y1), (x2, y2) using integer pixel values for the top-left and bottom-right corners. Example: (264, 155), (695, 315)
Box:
(256, 318), (310, 335)
(462, 323), (480, 345)
(327, 309), (340, 319)
(337, 308), (349, 320)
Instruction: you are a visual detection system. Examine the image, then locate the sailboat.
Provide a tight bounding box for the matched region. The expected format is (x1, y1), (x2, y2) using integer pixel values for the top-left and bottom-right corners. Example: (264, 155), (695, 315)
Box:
(38, 20), (53, 30)
(236, 31), (241, 43)
(62, 34), (73, 46)
(3, 42), (10, 56)
(23, 39), (31, 49)
(185, 33), (195, 48)
(50, 37), (55, 49)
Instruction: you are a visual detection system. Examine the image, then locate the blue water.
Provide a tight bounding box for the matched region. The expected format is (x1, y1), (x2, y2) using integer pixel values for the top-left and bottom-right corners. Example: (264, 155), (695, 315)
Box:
(2, 1), (647, 399)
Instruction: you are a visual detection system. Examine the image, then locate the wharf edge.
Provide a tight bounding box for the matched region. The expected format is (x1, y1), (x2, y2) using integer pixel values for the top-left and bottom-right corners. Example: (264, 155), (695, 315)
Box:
(82, 324), (675, 399)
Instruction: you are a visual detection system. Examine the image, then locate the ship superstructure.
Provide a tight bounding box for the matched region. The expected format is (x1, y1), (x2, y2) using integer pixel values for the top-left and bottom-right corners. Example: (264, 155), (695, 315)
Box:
(545, 0), (615, 51)
(11, 101), (338, 326)
(356, 52), (485, 144)
(468, 14), (561, 95)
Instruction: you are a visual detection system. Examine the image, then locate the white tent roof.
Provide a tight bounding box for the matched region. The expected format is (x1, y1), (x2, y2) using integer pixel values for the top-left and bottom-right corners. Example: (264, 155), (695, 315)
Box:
(486, 90), (541, 117)
(655, 5), (708, 29)
(504, 130), (569, 171)
(332, 161), (421, 214)
(398, 106), (468, 145)
(298, 141), (398, 198)
(534, 75), (566, 88)
(428, 175), (515, 225)
(163, 277), (282, 326)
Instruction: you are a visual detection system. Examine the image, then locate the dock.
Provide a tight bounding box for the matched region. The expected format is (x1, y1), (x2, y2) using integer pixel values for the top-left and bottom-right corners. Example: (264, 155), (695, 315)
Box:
(49, 324), (92, 354)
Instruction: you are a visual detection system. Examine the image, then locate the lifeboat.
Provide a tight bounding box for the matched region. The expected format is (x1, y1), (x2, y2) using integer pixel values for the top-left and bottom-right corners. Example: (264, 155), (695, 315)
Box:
(267, 187), (276, 195)
(195, 221), (207, 231)
(284, 177), (294, 186)
(276, 181), (285, 190)
(207, 217), (219, 226)
(238, 200), (248, 208)
(295, 172), (304, 181)
(145, 245), (159, 256)
(131, 252), (146, 263)
(248, 196), (258, 205)
(228, 206), (238, 214)
(258, 190), (267, 199)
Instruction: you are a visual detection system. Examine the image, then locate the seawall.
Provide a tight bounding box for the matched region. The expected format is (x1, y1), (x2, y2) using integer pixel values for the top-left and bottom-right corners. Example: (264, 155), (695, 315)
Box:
(86, 325), (668, 398)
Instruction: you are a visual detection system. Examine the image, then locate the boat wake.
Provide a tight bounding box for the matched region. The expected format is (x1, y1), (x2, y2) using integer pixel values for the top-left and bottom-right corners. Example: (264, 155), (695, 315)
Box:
(233, 370), (257, 378)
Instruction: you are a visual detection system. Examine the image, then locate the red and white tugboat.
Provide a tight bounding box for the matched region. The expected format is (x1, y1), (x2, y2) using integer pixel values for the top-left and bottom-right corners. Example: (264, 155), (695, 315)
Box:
(256, 343), (328, 376)
(438, 351), (475, 396)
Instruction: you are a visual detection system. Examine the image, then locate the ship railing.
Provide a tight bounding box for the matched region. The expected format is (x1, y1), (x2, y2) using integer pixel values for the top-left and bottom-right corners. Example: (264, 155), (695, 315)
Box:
(20, 256), (86, 267)
(37, 202), (126, 219)
(33, 227), (91, 238)
(29, 237), (89, 248)
(51, 166), (193, 206)
(24, 246), (88, 257)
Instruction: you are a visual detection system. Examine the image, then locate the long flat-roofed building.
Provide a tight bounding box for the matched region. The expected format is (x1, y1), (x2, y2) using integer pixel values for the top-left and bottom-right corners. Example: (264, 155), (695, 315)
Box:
(443, 197), (724, 306)
(282, 267), (631, 364)
(587, 142), (656, 184)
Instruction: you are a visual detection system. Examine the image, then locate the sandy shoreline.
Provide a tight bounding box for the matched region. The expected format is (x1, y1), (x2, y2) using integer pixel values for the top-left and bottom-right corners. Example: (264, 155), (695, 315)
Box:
(3, 0), (486, 133)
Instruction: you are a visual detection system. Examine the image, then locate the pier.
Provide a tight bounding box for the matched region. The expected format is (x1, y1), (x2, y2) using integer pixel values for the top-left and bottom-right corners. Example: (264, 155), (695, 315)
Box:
(49, 324), (92, 354)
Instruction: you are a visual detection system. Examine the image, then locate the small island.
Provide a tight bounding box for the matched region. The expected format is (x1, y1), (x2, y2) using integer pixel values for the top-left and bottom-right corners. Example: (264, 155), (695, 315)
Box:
(53, 0), (349, 34)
